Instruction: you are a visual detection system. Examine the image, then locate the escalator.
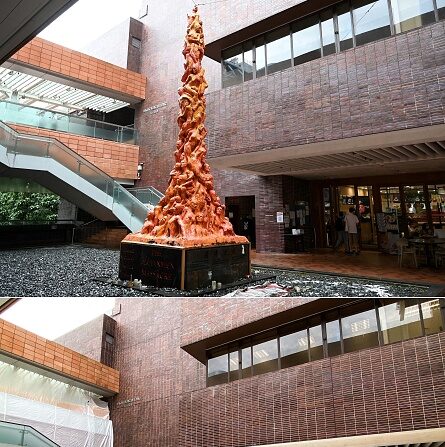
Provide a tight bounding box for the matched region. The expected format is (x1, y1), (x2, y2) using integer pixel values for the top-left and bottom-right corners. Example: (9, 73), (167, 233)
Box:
(0, 121), (153, 232)
(0, 420), (59, 447)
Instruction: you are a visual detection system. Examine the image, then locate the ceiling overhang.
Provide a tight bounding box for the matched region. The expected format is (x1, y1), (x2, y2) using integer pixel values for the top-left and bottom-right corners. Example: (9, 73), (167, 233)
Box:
(0, 67), (130, 113)
(3, 59), (143, 105)
(0, 299), (18, 313)
(182, 298), (358, 364)
(0, 352), (116, 397)
(205, 0), (337, 61)
(0, 0), (78, 65)
(208, 124), (445, 180)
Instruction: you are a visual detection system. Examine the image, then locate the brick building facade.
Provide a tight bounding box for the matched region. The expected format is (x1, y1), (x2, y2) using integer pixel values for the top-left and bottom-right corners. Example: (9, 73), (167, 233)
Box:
(133, 0), (445, 252)
(105, 297), (445, 447)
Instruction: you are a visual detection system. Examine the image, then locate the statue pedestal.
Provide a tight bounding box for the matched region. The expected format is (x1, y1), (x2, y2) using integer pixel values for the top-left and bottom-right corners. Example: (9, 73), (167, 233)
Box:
(119, 241), (251, 291)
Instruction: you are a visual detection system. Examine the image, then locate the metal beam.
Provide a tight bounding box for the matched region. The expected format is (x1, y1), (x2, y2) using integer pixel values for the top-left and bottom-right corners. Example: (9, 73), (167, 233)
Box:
(424, 142), (442, 155)
(0, 88), (85, 111)
(412, 143), (434, 157)
(400, 145), (422, 158)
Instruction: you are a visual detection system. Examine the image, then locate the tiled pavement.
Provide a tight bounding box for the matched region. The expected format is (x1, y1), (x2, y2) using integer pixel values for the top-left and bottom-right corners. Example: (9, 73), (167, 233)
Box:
(251, 249), (445, 286)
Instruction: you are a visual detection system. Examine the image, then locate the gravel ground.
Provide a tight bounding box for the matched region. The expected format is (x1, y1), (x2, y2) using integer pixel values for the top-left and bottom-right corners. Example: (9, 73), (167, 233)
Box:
(0, 245), (430, 297)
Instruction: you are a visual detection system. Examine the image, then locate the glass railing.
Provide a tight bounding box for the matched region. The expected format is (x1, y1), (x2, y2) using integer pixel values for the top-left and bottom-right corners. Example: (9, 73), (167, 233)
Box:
(0, 121), (148, 233)
(127, 186), (164, 206)
(0, 100), (138, 144)
(0, 420), (60, 446)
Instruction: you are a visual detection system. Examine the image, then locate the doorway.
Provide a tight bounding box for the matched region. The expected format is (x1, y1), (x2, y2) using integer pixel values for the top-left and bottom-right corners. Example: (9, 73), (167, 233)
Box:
(225, 195), (256, 248)
(336, 185), (378, 249)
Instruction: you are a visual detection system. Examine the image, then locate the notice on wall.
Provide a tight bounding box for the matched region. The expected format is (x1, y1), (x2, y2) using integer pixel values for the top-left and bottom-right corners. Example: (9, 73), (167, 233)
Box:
(276, 212), (284, 223)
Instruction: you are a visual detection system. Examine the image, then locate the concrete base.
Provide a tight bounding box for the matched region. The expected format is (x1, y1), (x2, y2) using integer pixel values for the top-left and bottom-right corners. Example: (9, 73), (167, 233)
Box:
(252, 427), (445, 447)
(119, 241), (251, 290)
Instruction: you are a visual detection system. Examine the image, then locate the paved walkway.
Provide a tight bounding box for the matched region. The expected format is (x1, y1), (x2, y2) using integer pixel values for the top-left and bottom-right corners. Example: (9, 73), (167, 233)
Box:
(251, 249), (445, 286)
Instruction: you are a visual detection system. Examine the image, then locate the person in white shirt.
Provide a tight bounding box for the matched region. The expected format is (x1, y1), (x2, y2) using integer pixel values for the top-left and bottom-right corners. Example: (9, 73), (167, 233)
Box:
(344, 207), (360, 255)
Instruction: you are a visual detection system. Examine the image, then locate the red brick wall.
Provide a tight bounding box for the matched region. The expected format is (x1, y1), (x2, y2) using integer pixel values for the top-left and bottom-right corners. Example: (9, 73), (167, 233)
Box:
(180, 298), (315, 346)
(206, 21), (445, 160)
(134, 3), (445, 254)
(10, 124), (139, 180)
(202, 0), (307, 43)
(55, 314), (116, 367)
(10, 37), (146, 100)
(0, 318), (119, 394)
(110, 298), (445, 447)
(178, 333), (445, 446)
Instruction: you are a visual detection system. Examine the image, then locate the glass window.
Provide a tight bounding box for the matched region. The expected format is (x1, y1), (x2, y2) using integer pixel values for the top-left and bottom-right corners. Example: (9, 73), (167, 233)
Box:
(243, 42), (254, 82)
(326, 314), (342, 356)
(421, 300), (443, 336)
(438, 0), (445, 20)
(222, 45), (243, 88)
(337, 2), (354, 51)
(279, 329), (308, 368)
(241, 346), (252, 378)
(266, 26), (292, 74)
(341, 302), (379, 353)
(207, 351), (228, 386)
(404, 185), (428, 229)
(229, 349), (240, 381)
(321, 9), (336, 56)
(131, 37), (141, 48)
(253, 336), (278, 375)
(309, 323), (324, 360)
(390, 0), (435, 34)
(353, 0), (391, 47)
(292, 15), (321, 66)
(379, 299), (423, 344)
(255, 37), (266, 78)
(428, 185), (445, 230)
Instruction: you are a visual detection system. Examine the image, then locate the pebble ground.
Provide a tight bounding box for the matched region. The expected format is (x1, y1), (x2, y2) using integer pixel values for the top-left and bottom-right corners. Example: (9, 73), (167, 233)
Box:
(0, 245), (428, 297)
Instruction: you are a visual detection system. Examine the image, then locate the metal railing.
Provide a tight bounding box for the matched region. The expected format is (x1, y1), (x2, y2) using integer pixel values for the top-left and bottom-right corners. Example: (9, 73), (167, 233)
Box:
(0, 420), (60, 446)
(127, 186), (163, 206)
(0, 100), (138, 144)
(0, 121), (148, 232)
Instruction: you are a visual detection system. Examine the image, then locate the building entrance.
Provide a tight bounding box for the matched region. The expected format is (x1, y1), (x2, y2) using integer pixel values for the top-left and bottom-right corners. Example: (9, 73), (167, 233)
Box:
(321, 176), (445, 251)
(336, 185), (377, 249)
(225, 195), (256, 248)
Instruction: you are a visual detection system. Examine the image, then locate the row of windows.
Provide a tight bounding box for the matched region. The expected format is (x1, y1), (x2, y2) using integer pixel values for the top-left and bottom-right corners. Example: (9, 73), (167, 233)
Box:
(222, 0), (445, 88)
(206, 299), (444, 386)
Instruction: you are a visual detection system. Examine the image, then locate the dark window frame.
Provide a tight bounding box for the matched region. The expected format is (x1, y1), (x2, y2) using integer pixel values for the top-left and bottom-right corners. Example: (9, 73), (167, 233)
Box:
(206, 299), (444, 386)
(220, 0), (445, 88)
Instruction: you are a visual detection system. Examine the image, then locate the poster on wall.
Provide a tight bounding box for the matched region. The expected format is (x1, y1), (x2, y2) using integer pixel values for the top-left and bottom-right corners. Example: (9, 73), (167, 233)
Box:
(384, 211), (399, 233)
(376, 211), (399, 233)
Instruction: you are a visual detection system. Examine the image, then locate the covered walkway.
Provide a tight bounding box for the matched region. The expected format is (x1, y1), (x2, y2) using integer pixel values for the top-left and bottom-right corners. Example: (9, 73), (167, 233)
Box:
(252, 249), (445, 286)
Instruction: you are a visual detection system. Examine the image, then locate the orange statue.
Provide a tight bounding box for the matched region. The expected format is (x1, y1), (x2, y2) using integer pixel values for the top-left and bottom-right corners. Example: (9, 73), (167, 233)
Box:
(124, 7), (248, 248)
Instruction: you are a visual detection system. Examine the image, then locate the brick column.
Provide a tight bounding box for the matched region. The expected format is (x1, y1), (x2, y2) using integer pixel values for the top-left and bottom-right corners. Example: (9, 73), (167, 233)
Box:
(256, 176), (285, 253)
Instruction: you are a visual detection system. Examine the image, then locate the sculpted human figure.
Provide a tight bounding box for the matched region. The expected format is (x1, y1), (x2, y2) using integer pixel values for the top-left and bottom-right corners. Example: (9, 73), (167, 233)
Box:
(124, 6), (247, 247)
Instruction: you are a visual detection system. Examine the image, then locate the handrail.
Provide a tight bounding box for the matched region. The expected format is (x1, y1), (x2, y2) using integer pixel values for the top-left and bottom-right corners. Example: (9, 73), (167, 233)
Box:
(0, 220), (75, 226)
(0, 100), (138, 144)
(0, 120), (148, 232)
(127, 186), (164, 205)
(0, 420), (60, 446)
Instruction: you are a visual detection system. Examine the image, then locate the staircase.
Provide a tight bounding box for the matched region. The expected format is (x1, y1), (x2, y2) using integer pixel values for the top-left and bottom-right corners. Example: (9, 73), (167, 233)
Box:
(0, 121), (152, 233)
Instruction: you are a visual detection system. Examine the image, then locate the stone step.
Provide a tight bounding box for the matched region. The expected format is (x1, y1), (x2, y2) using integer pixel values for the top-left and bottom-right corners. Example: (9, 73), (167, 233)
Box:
(85, 228), (129, 248)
